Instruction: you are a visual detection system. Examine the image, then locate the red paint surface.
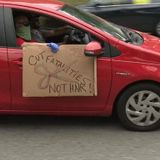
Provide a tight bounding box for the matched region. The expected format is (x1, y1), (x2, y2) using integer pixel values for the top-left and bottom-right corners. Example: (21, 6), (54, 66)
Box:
(0, 0), (159, 116)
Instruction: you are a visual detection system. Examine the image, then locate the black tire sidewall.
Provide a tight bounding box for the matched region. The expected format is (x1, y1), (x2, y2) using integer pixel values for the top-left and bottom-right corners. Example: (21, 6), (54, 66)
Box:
(117, 83), (160, 131)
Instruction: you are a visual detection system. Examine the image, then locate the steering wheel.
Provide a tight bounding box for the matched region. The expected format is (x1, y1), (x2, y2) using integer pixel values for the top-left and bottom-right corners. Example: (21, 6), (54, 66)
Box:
(64, 27), (89, 44)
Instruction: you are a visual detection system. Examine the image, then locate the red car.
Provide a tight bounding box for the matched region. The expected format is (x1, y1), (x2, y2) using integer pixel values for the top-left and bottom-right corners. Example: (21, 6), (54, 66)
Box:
(0, 0), (160, 131)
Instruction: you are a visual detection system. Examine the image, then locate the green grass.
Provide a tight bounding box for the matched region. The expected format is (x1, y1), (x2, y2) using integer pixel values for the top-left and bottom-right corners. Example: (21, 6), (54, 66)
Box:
(60, 0), (89, 5)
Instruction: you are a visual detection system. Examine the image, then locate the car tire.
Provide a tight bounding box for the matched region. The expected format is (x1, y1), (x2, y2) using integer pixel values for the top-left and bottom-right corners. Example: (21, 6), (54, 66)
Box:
(155, 21), (160, 37)
(116, 83), (160, 131)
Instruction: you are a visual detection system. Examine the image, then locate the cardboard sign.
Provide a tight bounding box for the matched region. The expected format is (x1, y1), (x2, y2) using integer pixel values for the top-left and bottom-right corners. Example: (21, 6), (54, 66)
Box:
(22, 43), (97, 97)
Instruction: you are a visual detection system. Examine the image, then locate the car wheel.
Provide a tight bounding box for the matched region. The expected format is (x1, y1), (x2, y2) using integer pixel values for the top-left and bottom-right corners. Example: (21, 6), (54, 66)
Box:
(155, 21), (160, 37)
(117, 83), (160, 131)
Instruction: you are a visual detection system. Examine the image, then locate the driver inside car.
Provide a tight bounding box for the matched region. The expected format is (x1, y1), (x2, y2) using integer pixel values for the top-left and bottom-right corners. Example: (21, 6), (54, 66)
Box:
(15, 14), (69, 46)
(15, 15), (35, 46)
(30, 16), (69, 43)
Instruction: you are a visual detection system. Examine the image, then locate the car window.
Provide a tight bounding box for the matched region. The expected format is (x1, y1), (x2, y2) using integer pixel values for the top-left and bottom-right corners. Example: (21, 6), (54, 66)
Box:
(12, 9), (94, 46)
(4, 8), (16, 48)
(5, 8), (109, 56)
(60, 5), (128, 41)
(0, 8), (6, 47)
(11, 9), (106, 49)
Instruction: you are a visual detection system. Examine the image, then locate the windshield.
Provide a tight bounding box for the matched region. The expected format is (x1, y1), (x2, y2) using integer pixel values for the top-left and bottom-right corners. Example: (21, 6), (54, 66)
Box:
(59, 5), (128, 41)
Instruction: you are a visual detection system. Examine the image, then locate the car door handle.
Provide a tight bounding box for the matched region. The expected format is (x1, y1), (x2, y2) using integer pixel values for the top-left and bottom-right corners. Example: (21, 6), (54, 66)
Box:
(14, 60), (22, 66)
(13, 58), (22, 68)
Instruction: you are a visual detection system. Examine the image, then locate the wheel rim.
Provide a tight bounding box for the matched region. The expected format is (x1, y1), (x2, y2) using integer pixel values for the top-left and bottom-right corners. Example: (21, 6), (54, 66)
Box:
(126, 90), (160, 127)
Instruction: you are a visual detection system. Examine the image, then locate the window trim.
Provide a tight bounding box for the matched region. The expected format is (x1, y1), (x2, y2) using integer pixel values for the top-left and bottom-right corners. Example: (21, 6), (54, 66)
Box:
(0, 7), (6, 47)
(4, 7), (16, 48)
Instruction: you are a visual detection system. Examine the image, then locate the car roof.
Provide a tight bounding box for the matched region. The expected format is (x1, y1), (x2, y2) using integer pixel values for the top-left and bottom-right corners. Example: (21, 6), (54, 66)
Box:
(0, 0), (64, 10)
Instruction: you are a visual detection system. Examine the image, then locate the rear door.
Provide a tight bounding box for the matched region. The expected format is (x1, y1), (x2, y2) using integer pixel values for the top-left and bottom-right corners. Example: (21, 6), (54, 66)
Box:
(0, 6), (11, 110)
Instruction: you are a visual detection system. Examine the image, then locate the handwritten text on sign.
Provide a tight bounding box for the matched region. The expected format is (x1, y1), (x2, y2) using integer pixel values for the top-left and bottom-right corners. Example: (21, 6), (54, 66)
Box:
(23, 43), (97, 97)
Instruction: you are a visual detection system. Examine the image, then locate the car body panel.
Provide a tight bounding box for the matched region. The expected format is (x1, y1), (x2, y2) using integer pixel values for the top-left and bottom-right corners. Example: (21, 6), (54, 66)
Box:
(0, 0), (159, 117)
(0, 48), (11, 110)
(1, 0), (64, 10)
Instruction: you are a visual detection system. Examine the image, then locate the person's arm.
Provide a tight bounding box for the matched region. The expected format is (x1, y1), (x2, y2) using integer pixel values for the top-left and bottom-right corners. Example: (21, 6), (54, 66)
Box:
(16, 37), (36, 47)
(41, 26), (68, 38)
(16, 38), (25, 47)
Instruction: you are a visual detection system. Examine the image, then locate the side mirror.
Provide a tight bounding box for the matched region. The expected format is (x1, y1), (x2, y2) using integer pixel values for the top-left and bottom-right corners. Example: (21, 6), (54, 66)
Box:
(84, 41), (103, 56)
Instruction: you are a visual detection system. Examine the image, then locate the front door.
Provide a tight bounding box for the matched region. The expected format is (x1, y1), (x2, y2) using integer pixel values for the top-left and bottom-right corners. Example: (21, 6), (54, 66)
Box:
(5, 7), (112, 113)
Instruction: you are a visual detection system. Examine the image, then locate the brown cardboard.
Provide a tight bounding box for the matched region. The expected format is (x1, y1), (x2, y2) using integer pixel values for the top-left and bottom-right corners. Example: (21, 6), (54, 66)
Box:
(22, 43), (97, 97)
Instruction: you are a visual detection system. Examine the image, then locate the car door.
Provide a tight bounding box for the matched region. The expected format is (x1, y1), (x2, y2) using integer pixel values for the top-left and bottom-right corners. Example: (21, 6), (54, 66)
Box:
(0, 6), (11, 110)
(4, 7), (112, 113)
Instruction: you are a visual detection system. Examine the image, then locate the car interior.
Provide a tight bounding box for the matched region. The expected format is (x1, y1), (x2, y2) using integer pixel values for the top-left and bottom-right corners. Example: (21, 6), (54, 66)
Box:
(12, 9), (96, 46)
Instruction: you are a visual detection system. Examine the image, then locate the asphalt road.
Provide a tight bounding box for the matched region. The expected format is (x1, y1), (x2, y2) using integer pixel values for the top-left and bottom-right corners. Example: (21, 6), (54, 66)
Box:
(0, 116), (160, 160)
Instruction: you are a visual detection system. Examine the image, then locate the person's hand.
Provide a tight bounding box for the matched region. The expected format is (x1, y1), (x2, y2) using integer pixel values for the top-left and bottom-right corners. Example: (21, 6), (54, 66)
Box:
(61, 25), (72, 32)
